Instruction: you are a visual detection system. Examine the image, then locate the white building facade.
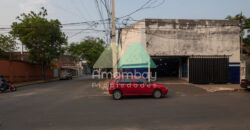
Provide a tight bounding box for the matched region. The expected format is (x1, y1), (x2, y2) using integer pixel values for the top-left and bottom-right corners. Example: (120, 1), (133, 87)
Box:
(119, 19), (241, 84)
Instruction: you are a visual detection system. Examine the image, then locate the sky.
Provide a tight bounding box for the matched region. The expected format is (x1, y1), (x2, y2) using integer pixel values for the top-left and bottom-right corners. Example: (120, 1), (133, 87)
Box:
(0, 0), (250, 45)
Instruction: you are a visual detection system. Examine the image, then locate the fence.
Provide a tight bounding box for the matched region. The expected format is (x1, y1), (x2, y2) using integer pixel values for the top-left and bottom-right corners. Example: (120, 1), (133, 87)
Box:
(0, 58), (54, 83)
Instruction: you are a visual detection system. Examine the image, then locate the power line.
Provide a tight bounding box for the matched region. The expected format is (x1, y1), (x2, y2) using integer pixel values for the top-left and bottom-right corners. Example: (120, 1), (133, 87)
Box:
(68, 30), (84, 39)
(78, 0), (94, 20)
(0, 19), (110, 29)
(71, 0), (88, 21)
(95, 0), (107, 30)
(50, 1), (86, 20)
(95, 0), (112, 44)
(62, 28), (108, 31)
(117, 0), (166, 19)
(62, 19), (109, 26)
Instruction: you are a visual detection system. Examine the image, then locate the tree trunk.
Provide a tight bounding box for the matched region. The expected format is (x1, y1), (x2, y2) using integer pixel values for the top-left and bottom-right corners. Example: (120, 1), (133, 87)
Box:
(41, 62), (47, 80)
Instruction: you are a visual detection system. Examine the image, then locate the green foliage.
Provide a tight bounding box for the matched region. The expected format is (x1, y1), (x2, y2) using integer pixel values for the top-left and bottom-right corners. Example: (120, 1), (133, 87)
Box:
(0, 50), (8, 58)
(245, 18), (250, 29)
(244, 35), (250, 46)
(226, 12), (250, 29)
(0, 34), (18, 59)
(226, 13), (250, 48)
(68, 38), (104, 68)
(10, 7), (67, 79)
(0, 34), (18, 52)
(226, 12), (246, 23)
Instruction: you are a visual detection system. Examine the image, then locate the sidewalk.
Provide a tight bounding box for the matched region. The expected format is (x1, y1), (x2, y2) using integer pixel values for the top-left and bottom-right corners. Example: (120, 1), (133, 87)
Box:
(13, 75), (85, 88)
(192, 84), (244, 92)
(14, 78), (59, 88)
(155, 77), (188, 84)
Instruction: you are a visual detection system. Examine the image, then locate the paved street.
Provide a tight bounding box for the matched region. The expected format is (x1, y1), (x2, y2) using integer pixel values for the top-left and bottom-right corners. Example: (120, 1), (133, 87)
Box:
(1, 77), (250, 130)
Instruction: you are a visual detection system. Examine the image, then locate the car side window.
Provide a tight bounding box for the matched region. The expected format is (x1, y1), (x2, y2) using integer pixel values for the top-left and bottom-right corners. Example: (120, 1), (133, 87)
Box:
(115, 78), (121, 84)
(134, 78), (147, 84)
(119, 77), (133, 84)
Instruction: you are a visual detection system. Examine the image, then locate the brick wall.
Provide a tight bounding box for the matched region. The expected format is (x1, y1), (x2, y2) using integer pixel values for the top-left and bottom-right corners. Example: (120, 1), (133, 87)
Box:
(0, 58), (54, 83)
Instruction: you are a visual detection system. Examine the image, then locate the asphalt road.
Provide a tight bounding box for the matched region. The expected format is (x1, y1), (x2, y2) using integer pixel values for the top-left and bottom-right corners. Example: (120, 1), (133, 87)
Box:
(1, 76), (250, 130)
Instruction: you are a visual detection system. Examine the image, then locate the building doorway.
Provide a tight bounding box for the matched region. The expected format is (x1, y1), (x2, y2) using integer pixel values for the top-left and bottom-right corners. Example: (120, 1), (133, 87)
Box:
(151, 56), (188, 78)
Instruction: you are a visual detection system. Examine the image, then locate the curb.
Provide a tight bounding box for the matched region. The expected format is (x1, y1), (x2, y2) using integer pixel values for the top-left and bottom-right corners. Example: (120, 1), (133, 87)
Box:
(14, 78), (59, 88)
(190, 85), (246, 93)
(13, 75), (86, 88)
(212, 88), (246, 92)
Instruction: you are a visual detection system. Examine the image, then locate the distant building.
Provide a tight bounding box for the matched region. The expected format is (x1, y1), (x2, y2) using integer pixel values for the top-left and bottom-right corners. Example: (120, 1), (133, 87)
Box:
(57, 55), (88, 77)
(119, 19), (241, 84)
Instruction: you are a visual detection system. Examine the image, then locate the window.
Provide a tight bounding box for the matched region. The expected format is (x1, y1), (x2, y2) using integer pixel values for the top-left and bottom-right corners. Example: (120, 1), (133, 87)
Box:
(119, 77), (133, 84)
(115, 78), (121, 84)
(134, 78), (147, 84)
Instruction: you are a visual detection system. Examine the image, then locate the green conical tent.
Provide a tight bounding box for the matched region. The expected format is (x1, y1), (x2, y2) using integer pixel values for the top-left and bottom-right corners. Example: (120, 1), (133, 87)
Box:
(93, 45), (114, 68)
(117, 43), (156, 68)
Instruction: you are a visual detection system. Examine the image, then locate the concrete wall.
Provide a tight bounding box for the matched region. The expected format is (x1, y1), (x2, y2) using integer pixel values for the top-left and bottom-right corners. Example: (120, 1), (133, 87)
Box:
(120, 19), (241, 63)
(119, 20), (146, 58)
(145, 19), (240, 63)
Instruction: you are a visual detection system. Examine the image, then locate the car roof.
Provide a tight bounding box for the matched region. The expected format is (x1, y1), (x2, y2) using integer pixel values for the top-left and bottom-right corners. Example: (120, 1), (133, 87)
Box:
(116, 75), (145, 79)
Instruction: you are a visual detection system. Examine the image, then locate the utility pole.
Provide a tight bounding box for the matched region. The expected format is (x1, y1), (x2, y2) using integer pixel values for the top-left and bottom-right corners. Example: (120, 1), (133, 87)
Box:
(111, 0), (117, 77)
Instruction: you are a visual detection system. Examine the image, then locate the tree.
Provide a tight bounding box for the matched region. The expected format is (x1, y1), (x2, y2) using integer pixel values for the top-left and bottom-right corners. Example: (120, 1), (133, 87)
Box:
(10, 7), (67, 80)
(243, 35), (250, 47)
(245, 18), (250, 29)
(0, 34), (18, 58)
(226, 12), (246, 23)
(226, 13), (250, 52)
(68, 38), (104, 68)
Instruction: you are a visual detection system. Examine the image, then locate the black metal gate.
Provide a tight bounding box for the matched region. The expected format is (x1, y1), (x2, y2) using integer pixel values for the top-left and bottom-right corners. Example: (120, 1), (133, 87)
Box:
(189, 56), (229, 84)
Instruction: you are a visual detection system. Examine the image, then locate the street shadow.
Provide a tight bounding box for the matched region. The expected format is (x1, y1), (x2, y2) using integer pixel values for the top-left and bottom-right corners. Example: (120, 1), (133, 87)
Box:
(122, 95), (154, 100)
(0, 90), (16, 95)
(119, 95), (169, 100)
(242, 88), (250, 92)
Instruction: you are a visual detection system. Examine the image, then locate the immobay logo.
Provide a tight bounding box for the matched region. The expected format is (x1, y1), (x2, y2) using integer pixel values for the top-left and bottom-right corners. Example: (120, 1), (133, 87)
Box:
(92, 42), (157, 81)
(92, 70), (157, 81)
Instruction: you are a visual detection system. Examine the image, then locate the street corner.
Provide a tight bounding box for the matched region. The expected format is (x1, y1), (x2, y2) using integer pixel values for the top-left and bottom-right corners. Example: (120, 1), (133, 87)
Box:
(91, 78), (111, 92)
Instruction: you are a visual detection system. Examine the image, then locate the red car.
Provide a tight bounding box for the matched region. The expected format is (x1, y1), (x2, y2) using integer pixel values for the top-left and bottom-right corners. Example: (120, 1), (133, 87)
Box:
(241, 79), (250, 88)
(108, 76), (168, 100)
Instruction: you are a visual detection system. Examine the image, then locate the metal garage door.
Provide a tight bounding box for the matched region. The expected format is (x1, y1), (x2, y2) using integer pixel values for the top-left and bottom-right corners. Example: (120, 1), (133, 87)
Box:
(189, 56), (229, 84)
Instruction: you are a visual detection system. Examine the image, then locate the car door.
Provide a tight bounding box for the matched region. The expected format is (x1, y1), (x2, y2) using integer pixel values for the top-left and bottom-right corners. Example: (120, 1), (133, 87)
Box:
(118, 77), (134, 95)
(134, 77), (151, 94)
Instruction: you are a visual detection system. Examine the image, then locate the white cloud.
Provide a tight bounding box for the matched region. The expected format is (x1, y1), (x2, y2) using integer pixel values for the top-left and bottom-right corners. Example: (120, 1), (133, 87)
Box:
(19, 0), (49, 13)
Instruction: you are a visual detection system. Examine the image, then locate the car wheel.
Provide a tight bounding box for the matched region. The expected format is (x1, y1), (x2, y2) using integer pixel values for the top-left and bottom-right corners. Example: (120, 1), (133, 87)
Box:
(10, 87), (16, 92)
(153, 90), (162, 99)
(113, 90), (122, 100)
(0, 88), (4, 92)
(161, 94), (166, 98)
(241, 84), (247, 88)
(0, 87), (7, 93)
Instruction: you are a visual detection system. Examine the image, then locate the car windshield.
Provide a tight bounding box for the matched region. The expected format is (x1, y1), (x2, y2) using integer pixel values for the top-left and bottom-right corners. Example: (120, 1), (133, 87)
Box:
(119, 77), (133, 84)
